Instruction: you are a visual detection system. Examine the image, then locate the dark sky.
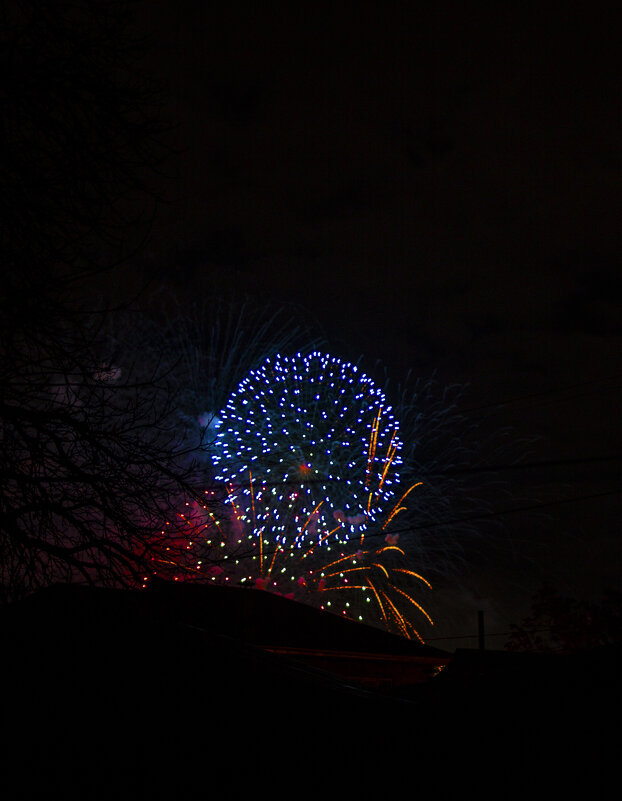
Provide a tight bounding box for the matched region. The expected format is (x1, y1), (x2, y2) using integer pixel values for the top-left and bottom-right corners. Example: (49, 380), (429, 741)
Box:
(132, 1), (621, 646)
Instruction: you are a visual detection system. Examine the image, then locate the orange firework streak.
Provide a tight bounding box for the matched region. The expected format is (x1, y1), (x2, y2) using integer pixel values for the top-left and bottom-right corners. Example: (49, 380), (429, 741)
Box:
(381, 590), (411, 638)
(316, 584), (369, 611)
(392, 567), (433, 589)
(381, 482), (423, 530)
(265, 542), (282, 578)
(391, 584), (434, 626)
(364, 406), (382, 489)
(316, 583), (368, 593)
(376, 427), (399, 495)
(299, 499), (324, 535)
(376, 545), (405, 555)
(226, 483), (244, 527)
(366, 423), (399, 525)
(299, 523), (344, 562)
(382, 506), (406, 528)
(370, 561), (390, 579)
(364, 408), (382, 526)
(317, 550), (369, 574)
(366, 578), (389, 626)
(321, 564), (371, 579)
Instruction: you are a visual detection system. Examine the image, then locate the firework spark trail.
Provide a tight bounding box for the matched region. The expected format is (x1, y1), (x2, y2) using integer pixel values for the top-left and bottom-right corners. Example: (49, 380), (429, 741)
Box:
(391, 585), (434, 626)
(382, 482), (423, 530)
(392, 567), (433, 589)
(365, 406), (382, 489)
(381, 591), (411, 638)
(377, 432), (398, 493)
(366, 579), (389, 627)
(312, 544), (434, 633)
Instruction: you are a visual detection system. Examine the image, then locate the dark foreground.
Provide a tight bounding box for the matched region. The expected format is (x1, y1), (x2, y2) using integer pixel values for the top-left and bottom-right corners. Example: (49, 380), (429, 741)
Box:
(1, 582), (619, 798)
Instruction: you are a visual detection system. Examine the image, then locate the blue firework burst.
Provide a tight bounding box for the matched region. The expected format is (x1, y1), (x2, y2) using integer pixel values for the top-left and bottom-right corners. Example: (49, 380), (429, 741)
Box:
(211, 352), (403, 549)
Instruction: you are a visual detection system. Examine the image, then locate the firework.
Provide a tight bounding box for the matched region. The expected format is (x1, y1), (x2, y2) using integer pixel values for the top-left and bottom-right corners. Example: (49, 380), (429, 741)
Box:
(198, 352), (433, 639)
(151, 328), (511, 639)
(307, 542), (433, 641)
(211, 351), (404, 549)
(149, 350), (442, 639)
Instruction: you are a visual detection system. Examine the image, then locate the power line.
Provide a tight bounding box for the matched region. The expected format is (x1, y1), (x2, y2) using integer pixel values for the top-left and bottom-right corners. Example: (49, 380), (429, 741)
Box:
(426, 628), (550, 644)
(461, 372), (622, 417)
(406, 453), (622, 478)
(379, 487), (622, 536)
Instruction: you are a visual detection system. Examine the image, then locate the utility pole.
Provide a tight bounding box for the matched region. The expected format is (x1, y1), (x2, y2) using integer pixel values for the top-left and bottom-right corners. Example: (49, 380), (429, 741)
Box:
(478, 610), (485, 650)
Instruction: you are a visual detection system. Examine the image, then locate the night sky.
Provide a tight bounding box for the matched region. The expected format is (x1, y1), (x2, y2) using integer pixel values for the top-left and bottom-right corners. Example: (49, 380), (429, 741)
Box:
(129, 2), (621, 647)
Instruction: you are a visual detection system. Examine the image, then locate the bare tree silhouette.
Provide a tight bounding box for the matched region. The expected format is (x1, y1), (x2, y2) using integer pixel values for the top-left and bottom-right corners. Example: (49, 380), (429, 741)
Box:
(0, 0), (203, 601)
